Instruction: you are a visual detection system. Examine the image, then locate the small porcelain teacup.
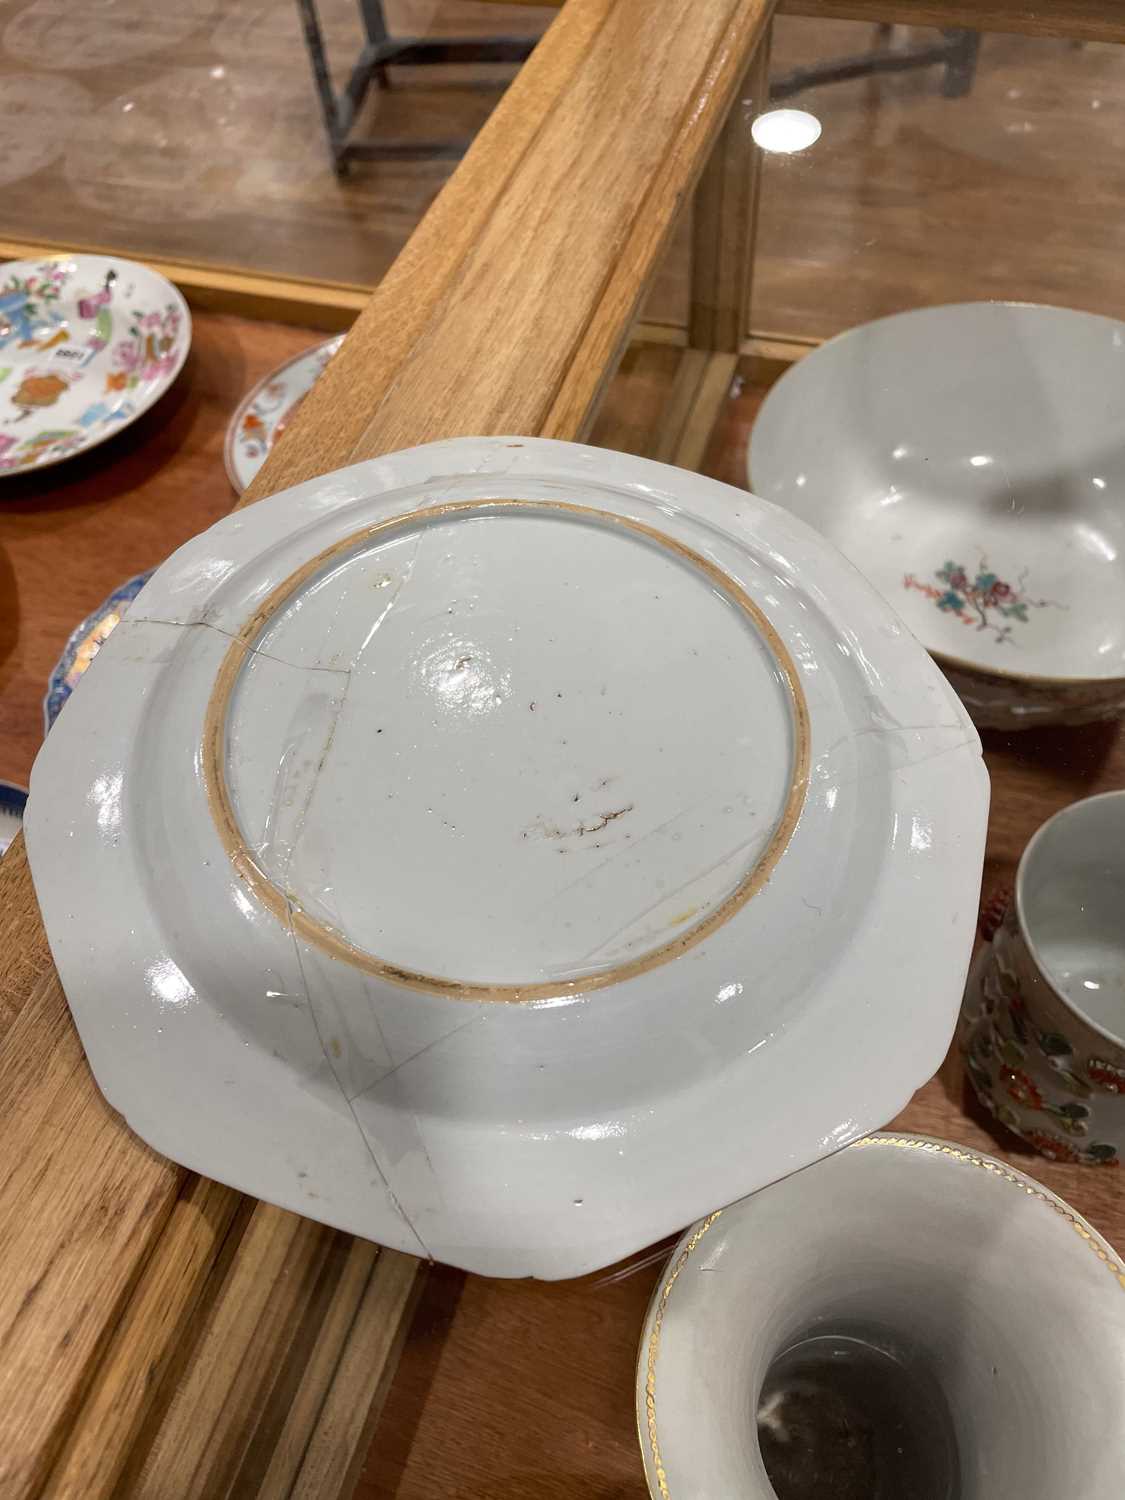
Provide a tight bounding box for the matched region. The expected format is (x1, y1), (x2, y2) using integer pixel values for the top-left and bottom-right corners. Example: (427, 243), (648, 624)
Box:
(962, 790), (1125, 1165)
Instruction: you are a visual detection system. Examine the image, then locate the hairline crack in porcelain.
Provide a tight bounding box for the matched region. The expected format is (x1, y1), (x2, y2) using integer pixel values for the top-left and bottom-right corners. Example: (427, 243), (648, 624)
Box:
(25, 436), (989, 1277)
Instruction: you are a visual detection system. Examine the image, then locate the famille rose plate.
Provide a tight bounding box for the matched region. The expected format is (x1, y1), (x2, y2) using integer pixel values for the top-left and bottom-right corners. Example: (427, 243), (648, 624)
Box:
(749, 303), (1125, 728)
(25, 438), (988, 1278)
(224, 336), (343, 493)
(0, 254), (189, 475)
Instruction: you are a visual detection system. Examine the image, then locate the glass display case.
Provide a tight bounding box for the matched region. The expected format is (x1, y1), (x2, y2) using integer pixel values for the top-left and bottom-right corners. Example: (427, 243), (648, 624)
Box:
(1, 2), (556, 297)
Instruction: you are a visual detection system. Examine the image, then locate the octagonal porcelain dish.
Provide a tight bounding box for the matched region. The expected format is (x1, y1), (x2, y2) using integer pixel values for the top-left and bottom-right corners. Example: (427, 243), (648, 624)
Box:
(25, 437), (988, 1278)
(750, 302), (1125, 728)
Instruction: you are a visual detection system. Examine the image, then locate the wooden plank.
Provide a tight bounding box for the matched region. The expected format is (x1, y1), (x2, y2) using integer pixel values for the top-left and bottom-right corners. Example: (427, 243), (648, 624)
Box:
(123, 1204), (329, 1499)
(288, 1251), (424, 1500)
(0, 837), (49, 1042)
(488, 0), (1125, 43)
(0, 978), (181, 1499)
(254, 1238), (381, 1498)
(690, 32), (772, 353)
(633, 319), (689, 347)
(0, 3), (778, 1492)
(38, 1176), (242, 1500)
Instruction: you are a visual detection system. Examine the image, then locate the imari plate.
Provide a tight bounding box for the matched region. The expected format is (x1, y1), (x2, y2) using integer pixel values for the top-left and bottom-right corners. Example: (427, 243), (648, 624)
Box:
(0, 254), (190, 475)
(26, 438), (988, 1278)
(44, 569), (154, 731)
(224, 335), (343, 493)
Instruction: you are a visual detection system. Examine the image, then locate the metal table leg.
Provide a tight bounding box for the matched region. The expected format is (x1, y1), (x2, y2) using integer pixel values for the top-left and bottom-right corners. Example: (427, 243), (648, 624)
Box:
(297, 0), (539, 173)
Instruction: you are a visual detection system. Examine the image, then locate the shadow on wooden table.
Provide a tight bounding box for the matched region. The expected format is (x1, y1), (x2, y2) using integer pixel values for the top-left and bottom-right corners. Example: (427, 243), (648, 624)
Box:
(358, 1264), (467, 1500)
(0, 544), (18, 680)
(982, 717), (1120, 790)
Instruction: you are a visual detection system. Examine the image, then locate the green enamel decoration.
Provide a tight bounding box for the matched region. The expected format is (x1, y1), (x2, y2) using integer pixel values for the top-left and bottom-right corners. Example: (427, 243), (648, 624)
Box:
(1037, 1031), (1072, 1058)
(1085, 1142), (1118, 1164)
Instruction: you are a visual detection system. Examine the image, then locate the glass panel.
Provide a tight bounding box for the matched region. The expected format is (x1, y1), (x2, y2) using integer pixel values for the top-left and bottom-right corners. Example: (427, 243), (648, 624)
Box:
(1, 0), (555, 286)
(754, 19), (1125, 339)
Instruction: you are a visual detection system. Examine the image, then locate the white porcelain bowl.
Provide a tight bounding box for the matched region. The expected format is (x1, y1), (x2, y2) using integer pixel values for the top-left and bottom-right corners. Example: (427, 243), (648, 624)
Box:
(639, 1134), (1125, 1499)
(26, 439), (987, 1278)
(750, 303), (1125, 728)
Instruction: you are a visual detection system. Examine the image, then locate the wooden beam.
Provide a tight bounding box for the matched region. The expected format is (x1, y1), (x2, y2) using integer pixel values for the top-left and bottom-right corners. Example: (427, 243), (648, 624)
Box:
(39, 1177), (243, 1500)
(286, 1250), (423, 1500)
(0, 2), (778, 1493)
(690, 29), (772, 353)
(487, 0), (1125, 43)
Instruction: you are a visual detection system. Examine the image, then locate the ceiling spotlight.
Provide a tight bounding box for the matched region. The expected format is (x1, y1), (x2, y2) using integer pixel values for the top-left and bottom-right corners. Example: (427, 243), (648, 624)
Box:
(751, 108), (822, 154)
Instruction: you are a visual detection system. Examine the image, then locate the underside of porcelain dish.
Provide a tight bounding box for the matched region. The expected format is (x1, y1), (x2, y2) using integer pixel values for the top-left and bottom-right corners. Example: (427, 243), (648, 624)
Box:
(750, 302), (1125, 728)
(26, 438), (989, 1277)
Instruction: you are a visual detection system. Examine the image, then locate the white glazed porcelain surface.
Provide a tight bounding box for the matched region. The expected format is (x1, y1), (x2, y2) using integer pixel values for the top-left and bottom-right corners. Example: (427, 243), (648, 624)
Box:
(224, 335), (343, 493)
(26, 438), (988, 1278)
(962, 791), (1125, 1164)
(0, 254), (189, 474)
(749, 303), (1125, 720)
(638, 1133), (1125, 1500)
